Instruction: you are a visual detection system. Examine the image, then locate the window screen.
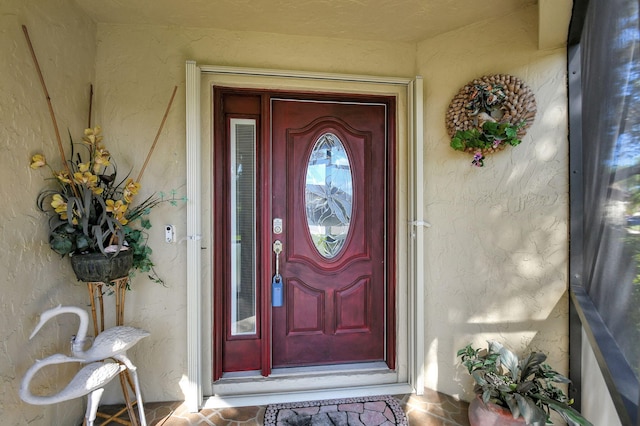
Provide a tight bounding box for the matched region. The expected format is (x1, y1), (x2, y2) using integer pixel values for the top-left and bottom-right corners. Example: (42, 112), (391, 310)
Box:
(570, 0), (640, 422)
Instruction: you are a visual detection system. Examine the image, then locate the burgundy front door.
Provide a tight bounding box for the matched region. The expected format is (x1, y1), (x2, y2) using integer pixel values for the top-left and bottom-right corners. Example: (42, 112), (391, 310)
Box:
(270, 99), (389, 368)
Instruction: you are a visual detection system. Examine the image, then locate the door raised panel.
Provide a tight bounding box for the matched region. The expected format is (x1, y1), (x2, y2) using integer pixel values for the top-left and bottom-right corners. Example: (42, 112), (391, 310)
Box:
(287, 279), (324, 335)
(335, 278), (370, 333)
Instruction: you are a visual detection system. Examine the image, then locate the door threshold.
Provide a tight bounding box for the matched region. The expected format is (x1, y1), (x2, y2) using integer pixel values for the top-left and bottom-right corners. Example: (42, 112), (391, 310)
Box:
(212, 362), (403, 404)
(271, 361), (390, 376)
(221, 361), (389, 380)
(203, 382), (414, 409)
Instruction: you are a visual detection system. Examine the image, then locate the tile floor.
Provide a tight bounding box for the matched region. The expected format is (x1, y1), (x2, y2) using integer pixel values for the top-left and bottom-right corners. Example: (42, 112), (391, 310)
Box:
(94, 388), (470, 425)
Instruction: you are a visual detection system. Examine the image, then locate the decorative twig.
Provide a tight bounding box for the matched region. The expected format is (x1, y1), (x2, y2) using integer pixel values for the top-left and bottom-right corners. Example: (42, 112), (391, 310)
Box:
(88, 84), (93, 128)
(22, 25), (79, 198)
(136, 86), (178, 183)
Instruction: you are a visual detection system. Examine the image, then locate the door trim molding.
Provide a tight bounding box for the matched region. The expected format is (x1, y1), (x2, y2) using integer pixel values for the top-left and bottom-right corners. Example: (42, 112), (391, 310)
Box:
(185, 60), (202, 412)
(185, 61), (425, 411)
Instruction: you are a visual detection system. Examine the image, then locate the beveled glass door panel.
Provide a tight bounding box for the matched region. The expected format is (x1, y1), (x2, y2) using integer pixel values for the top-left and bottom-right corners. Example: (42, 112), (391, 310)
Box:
(305, 133), (353, 259)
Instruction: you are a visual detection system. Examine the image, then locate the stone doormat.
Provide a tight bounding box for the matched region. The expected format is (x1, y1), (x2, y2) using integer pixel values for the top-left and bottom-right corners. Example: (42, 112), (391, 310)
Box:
(263, 394), (409, 426)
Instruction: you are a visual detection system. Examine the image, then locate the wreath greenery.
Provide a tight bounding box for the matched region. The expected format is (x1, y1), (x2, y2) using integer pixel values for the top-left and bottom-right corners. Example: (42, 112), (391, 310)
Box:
(446, 74), (536, 167)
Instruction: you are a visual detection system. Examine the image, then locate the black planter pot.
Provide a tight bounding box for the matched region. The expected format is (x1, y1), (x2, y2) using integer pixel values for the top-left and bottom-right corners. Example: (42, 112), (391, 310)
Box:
(70, 249), (134, 283)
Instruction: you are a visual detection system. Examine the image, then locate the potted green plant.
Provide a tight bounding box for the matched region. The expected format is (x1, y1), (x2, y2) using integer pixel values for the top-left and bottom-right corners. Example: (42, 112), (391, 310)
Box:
(457, 341), (592, 426)
(30, 126), (173, 285)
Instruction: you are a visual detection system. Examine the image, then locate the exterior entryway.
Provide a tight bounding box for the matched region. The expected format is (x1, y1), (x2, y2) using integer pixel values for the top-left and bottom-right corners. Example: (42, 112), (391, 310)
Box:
(212, 89), (396, 378)
(186, 63), (423, 411)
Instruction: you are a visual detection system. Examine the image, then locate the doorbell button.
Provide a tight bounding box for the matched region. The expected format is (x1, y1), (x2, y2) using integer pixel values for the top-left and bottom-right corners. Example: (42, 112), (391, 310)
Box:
(165, 224), (175, 243)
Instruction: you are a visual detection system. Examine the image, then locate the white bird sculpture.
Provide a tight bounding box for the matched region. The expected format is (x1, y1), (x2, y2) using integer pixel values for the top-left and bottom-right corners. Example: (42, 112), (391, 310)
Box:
(25, 305), (149, 425)
(20, 354), (125, 425)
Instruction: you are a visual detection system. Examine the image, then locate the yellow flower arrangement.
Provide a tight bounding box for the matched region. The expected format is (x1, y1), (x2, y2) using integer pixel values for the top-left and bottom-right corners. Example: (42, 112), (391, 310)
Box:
(30, 126), (175, 284)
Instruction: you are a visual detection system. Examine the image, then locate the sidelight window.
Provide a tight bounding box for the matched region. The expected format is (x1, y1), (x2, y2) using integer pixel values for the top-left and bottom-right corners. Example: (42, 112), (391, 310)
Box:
(230, 118), (257, 336)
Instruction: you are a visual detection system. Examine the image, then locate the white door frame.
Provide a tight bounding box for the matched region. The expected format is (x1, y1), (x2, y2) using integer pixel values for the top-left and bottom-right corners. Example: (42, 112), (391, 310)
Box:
(184, 61), (425, 411)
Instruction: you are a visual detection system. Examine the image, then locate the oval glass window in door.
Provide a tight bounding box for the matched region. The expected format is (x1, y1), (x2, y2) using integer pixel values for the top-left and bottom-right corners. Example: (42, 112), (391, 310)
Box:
(305, 133), (353, 258)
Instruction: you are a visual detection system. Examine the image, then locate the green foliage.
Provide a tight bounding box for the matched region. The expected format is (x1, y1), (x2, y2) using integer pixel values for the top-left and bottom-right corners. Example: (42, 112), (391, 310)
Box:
(457, 341), (593, 426)
(123, 220), (164, 286)
(450, 121), (524, 152)
(37, 183), (126, 256)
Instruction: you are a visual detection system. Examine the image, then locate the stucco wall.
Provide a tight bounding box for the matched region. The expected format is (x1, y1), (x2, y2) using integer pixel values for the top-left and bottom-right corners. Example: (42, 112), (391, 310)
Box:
(417, 5), (570, 400)
(1, 1), (96, 424)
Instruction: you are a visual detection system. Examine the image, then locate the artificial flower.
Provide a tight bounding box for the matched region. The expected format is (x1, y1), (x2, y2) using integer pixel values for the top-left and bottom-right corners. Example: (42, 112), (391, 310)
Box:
(82, 125), (103, 145)
(93, 147), (111, 172)
(30, 154), (46, 169)
(472, 151), (485, 167)
(123, 179), (141, 203)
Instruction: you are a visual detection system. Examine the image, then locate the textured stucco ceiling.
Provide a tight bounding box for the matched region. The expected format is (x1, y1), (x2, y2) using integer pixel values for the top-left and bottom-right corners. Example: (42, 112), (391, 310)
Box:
(72, 0), (538, 43)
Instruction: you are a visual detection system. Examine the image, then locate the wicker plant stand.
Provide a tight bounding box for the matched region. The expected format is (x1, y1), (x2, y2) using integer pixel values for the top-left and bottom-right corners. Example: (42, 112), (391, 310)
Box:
(85, 277), (140, 426)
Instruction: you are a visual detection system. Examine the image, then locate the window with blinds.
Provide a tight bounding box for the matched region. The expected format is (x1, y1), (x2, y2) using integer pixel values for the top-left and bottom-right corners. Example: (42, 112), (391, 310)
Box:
(230, 119), (257, 336)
